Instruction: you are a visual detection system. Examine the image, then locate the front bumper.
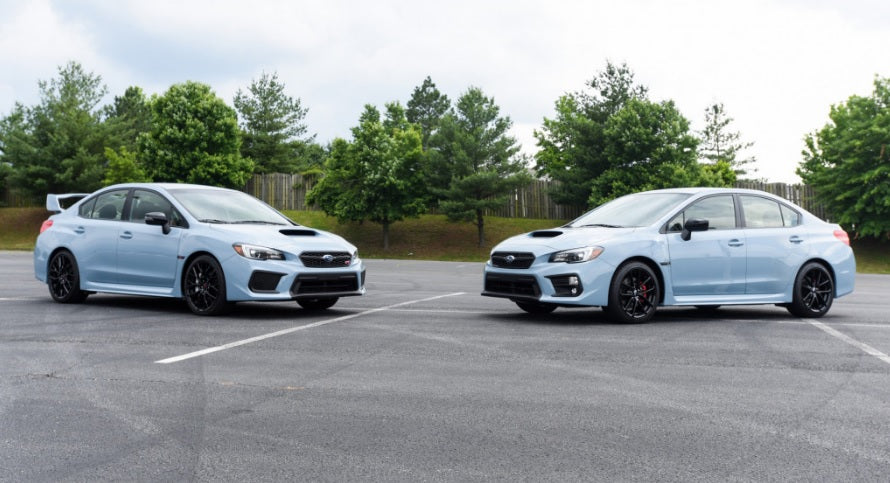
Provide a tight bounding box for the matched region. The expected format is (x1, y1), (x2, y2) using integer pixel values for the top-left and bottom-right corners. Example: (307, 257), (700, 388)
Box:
(224, 255), (366, 302)
(481, 259), (615, 307)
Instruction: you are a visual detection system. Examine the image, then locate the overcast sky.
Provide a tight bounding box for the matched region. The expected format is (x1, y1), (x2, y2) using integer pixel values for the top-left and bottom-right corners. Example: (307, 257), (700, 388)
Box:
(1, 0), (887, 182)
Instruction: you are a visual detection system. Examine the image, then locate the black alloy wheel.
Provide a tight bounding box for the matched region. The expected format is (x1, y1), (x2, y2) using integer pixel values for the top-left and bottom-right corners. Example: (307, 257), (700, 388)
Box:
(47, 251), (88, 303)
(515, 301), (557, 314)
(606, 262), (660, 323)
(184, 255), (231, 315)
(297, 297), (339, 310)
(787, 262), (834, 317)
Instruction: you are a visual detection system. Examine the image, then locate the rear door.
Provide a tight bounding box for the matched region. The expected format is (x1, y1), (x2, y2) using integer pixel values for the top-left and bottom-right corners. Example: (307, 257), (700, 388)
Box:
(740, 195), (808, 294)
(70, 189), (129, 285)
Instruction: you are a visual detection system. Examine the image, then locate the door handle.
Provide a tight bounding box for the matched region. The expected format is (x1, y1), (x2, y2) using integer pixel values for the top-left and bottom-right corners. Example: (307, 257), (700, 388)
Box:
(728, 239), (744, 247)
(74, 226), (85, 234)
(120, 231), (133, 240)
(789, 236), (803, 244)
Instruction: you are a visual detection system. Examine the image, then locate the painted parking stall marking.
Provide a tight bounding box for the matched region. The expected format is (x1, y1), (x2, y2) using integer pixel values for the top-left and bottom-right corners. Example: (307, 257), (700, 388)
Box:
(809, 319), (890, 365)
(155, 292), (465, 364)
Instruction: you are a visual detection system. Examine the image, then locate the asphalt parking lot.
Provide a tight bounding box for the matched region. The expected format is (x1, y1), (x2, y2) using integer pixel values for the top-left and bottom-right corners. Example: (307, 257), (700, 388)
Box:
(2, 251), (889, 481)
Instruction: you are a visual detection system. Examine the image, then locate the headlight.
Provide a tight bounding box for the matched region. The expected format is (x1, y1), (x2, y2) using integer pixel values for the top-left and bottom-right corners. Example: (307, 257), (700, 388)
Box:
(233, 243), (285, 261)
(549, 246), (603, 263)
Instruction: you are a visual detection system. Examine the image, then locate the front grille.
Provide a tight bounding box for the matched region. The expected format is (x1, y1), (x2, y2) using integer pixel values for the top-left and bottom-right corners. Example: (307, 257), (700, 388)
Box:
(299, 251), (353, 268)
(291, 273), (360, 296)
(490, 251), (535, 269)
(484, 273), (540, 298)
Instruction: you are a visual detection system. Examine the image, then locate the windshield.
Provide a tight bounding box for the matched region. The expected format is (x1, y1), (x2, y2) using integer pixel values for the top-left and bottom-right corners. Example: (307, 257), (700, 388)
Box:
(168, 188), (294, 225)
(567, 192), (691, 228)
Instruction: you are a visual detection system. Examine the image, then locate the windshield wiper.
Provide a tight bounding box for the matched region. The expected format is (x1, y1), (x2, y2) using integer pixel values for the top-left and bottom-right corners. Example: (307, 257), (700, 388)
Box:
(577, 223), (624, 228)
(233, 220), (287, 225)
(198, 219), (231, 224)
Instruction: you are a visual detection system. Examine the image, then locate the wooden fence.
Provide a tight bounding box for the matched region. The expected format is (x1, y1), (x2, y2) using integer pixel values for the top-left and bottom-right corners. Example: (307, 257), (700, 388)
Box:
(5, 173), (827, 221)
(243, 173), (827, 221)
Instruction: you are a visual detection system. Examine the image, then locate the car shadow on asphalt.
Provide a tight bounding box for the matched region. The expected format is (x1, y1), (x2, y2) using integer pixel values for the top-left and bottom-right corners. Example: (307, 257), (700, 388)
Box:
(483, 305), (799, 326)
(70, 294), (340, 320)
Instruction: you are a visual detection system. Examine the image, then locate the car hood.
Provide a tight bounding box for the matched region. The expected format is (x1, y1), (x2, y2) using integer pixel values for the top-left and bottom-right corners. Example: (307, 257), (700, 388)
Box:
(205, 224), (357, 253)
(493, 227), (637, 255)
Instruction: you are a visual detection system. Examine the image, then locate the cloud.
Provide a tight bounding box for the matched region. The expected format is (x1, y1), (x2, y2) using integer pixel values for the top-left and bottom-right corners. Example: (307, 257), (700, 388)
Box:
(1, 0), (887, 182)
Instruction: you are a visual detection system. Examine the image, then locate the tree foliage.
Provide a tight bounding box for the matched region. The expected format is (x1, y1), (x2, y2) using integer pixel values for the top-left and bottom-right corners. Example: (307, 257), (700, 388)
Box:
(306, 103), (427, 248)
(798, 76), (890, 238)
(534, 62), (648, 207)
(1, 62), (109, 198)
(428, 87), (531, 247)
(139, 81), (254, 188)
(536, 62), (718, 207)
(406, 76), (450, 150)
(588, 98), (702, 205)
(103, 147), (150, 185)
(104, 86), (152, 153)
(234, 72), (316, 174)
(698, 102), (755, 178)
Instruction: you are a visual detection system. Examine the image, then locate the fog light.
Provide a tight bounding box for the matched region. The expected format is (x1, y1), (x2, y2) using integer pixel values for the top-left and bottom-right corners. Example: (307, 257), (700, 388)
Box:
(547, 274), (583, 297)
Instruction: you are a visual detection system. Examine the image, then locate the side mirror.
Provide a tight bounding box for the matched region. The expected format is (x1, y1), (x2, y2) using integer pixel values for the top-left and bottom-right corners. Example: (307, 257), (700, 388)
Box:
(681, 218), (709, 241)
(145, 212), (171, 235)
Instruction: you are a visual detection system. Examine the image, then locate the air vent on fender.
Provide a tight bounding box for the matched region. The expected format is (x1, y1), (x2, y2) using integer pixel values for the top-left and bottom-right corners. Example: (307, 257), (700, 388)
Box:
(530, 230), (563, 238)
(280, 229), (318, 236)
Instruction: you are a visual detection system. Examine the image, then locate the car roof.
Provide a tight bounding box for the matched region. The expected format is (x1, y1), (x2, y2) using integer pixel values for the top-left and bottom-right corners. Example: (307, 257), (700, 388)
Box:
(100, 182), (234, 192)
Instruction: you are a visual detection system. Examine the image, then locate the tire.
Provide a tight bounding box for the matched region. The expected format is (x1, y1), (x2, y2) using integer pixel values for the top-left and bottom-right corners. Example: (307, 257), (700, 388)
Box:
(787, 262), (834, 318)
(606, 262), (660, 323)
(515, 301), (557, 314)
(297, 297), (338, 310)
(47, 251), (88, 304)
(184, 255), (231, 316)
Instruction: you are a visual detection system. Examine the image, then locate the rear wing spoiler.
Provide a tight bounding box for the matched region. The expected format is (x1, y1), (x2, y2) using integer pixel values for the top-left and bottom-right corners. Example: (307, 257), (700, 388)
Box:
(46, 193), (89, 213)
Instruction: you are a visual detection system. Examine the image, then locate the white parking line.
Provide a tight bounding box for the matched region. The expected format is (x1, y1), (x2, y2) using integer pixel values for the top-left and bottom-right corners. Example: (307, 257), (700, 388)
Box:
(154, 292), (465, 364)
(808, 320), (890, 365)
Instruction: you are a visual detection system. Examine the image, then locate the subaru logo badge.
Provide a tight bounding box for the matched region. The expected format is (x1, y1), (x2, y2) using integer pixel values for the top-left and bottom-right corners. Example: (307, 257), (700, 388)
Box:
(505, 255), (515, 264)
(322, 254), (334, 263)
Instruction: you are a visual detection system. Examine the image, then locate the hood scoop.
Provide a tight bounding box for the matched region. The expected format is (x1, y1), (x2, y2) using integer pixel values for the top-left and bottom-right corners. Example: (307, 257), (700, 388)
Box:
(280, 229), (318, 237)
(530, 230), (563, 238)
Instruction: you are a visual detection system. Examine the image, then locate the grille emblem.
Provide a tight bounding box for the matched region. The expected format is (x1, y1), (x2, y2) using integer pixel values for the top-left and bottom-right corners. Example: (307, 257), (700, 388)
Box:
(322, 254), (334, 263)
(505, 255), (515, 264)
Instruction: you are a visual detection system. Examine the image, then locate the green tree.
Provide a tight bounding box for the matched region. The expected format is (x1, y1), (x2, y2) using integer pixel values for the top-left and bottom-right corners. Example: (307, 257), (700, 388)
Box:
(406, 76), (450, 150)
(534, 61), (648, 207)
(698, 102), (755, 178)
(307, 103), (427, 249)
(798, 76), (890, 238)
(2, 61), (108, 198)
(233, 72), (315, 173)
(588, 98), (702, 205)
(102, 86), (153, 184)
(139, 81), (254, 188)
(428, 87), (531, 247)
(102, 147), (150, 185)
(104, 86), (152, 152)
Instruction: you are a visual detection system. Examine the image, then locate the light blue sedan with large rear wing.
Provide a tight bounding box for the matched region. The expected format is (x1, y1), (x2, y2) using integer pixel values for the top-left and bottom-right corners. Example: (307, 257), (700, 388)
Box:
(482, 188), (855, 323)
(34, 183), (365, 315)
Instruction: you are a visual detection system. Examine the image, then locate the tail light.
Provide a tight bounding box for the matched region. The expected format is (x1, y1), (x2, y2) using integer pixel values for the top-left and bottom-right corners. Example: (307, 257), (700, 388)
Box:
(833, 229), (850, 246)
(39, 219), (53, 234)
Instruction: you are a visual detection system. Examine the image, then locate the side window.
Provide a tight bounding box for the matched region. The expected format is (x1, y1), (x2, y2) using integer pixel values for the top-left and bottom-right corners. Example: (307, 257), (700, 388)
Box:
(741, 196), (784, 228)
(667, 195), (736, 231)
(89, 190), (128, 221)
(78, 197), (97, 218)
(780, 204), (801, 227)
(127, 190), (188, 228)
